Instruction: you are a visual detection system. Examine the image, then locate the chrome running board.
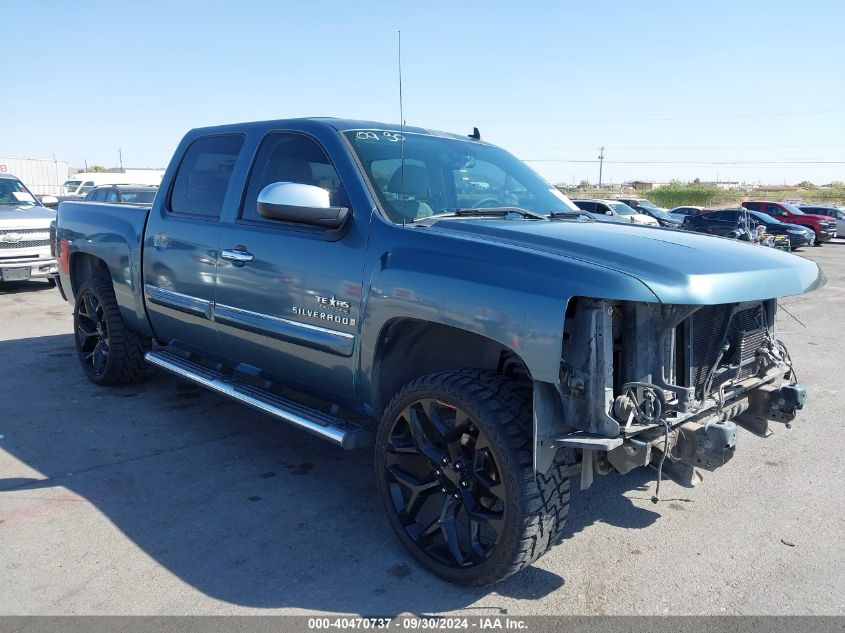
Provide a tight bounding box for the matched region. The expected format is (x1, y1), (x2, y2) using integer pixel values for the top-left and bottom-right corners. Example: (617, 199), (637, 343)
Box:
(144, 349), (373, 449)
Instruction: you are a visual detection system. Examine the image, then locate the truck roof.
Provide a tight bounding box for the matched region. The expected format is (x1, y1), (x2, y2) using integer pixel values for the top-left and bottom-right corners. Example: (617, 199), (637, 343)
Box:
(186, 117), (493, 144)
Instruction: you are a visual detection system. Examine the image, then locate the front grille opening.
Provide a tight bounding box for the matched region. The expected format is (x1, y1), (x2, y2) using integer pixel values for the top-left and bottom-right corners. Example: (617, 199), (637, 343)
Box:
(689, 303), (766, 399)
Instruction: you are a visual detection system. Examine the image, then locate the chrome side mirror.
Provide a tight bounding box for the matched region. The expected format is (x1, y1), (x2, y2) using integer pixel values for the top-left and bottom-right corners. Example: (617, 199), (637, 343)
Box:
(40, 195), (59, 207)
(256, 182), (349, 230)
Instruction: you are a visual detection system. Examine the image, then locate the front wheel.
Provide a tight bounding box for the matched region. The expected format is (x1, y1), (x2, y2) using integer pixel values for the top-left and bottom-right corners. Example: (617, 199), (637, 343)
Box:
(375, 369), (570, 585)
(814, 232), (823, 246)
(73, 278), (150, 385)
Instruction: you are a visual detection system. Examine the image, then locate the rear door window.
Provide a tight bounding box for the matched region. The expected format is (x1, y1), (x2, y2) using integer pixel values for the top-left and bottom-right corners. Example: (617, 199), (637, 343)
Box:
(169, 134), (245, 218)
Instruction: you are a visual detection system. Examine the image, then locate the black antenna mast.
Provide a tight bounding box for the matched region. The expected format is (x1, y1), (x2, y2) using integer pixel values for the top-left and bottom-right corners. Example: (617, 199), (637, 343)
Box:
(398, 30), (406, 226)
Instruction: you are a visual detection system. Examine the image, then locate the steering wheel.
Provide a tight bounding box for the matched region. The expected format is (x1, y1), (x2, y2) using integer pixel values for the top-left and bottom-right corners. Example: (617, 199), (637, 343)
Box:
(471, 197), (503, 208)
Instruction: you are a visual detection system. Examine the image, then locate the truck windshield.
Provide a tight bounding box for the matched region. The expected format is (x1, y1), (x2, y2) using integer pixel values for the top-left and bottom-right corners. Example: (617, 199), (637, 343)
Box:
(607, 202), (636, 216)
(121, 191), (157, 204)
(749, 211), (781, 224)
(343, 129), (578, 224)
(635, 199), (658, 209)
(0, 178), (37, 206)
(781, 203), (804, 215)
(62, 180), (81, 193)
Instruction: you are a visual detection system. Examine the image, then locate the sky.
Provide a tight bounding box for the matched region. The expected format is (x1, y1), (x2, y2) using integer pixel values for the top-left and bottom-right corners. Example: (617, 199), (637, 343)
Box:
(3, 0), (844, 186)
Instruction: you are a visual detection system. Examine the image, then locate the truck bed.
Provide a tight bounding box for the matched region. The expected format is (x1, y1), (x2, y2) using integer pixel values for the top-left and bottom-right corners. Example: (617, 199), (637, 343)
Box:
(56, 201), (152, 336)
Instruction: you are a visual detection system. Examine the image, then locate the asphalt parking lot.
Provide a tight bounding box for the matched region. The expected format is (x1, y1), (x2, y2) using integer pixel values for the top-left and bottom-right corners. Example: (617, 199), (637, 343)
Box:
(1, 244), (843, 616)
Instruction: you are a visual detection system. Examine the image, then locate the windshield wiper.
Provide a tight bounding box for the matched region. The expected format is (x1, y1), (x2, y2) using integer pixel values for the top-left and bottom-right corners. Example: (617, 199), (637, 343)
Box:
(454, 206), (549, 220)
(549, 210), (594, 222)
(412, 206), (549, 224)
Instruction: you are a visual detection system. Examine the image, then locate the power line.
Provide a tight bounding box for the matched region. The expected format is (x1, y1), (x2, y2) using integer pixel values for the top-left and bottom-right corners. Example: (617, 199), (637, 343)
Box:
(523, 159), (845, 165)
(425, 109), (845, 126)
(513, 143), (845, 151)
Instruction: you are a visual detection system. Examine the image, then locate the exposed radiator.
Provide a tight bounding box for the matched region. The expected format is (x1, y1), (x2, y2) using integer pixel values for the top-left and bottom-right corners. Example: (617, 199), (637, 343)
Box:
(689, 303), (767, 398)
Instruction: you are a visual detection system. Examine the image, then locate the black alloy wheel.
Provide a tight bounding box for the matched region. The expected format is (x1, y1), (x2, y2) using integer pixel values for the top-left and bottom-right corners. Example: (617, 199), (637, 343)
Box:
(376, 369), (571, 586)
(76, 287), (110, 378)
(73, 278), (150, 385)
(383, 397), (506, 568)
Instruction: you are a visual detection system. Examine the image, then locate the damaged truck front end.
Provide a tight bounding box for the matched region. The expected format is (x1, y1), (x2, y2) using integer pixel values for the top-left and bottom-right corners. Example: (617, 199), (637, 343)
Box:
(536, 296), (807, 494)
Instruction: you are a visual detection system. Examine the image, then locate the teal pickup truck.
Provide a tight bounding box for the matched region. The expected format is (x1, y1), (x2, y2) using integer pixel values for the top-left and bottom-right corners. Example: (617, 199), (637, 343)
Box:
(53, 118), (822, 585)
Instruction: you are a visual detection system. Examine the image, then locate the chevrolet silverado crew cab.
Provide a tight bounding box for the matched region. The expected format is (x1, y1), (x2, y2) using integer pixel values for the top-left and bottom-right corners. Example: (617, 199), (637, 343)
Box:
(0, 173), (58, 285)
(53, 118), (822, 585)
(741, 200), (837, 245)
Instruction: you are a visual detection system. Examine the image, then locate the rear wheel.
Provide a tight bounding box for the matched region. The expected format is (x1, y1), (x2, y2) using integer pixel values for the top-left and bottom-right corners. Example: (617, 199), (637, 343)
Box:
(73, 278), (150, 385)
(375, 369), (570, 585)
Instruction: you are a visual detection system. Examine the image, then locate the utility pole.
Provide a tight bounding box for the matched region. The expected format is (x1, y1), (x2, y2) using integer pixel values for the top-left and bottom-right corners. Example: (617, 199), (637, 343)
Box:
(598, 146), (605, 188)
(118, 149), (124, 173)
(84, 158), (88, 172)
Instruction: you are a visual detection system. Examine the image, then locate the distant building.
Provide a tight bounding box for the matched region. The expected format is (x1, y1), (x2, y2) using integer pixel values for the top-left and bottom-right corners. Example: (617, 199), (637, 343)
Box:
(630, 181), (668, 191)
(753, 185), (797, 192)
(704, 181), (741, 190)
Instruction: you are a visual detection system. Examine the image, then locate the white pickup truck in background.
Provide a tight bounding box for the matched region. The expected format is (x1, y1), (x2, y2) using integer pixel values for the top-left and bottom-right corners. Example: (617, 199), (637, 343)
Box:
(0, 173), (58, 285)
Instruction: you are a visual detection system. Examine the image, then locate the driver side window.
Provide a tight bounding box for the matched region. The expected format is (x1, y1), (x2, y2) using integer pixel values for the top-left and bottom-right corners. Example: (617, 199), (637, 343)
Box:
(765, 204), (784, 216)
(241, 133), (349, 223)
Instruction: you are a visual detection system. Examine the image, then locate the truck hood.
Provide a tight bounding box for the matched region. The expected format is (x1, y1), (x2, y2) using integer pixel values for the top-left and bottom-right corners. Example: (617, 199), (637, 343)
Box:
(428, 219), (823, 305)
(0, 205), (55, 229)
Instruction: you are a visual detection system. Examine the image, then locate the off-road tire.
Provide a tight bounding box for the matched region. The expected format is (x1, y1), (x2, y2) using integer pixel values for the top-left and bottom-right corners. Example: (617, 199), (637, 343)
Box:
(375, 369), (570, 586)
(73, 278), (151, 386)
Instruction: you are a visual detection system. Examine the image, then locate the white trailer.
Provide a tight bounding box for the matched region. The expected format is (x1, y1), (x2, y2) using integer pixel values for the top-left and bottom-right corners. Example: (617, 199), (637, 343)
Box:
(0, 156), (69, 196)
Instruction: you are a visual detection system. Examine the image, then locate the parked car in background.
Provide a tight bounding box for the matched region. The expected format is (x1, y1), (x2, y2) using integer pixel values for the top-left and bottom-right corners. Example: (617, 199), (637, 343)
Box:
(741, 201), (836, 245)
(637, 206), (682, 228)
(669, 206), (706, 222)
(571, 199), (659, 225)
(799, 204), (845, 235)
(613, 197), (681, 227)
(60, 170), (164, 198)
(684, 208), (814, 249)
(0, 173), (58, 285)
(83, 184), (158, 205)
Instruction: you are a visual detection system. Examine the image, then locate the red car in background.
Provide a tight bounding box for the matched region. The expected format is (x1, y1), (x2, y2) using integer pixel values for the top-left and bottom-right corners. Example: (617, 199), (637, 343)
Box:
(741, 201), (837, 245)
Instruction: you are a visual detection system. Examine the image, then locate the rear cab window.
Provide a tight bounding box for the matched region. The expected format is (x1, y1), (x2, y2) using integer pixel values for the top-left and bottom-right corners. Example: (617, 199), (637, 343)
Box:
(169, 134), (245, 218)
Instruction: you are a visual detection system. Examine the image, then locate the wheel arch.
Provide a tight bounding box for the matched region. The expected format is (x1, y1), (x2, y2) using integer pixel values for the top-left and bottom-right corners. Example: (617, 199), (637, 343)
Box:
(367, 317), (532, 415)
(69, 251), (111, 297)
(68, 249), (153, 338)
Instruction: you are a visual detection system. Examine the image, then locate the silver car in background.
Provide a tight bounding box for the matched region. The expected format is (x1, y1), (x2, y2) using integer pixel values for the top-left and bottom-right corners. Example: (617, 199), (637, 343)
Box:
(0, 174), (58, 285)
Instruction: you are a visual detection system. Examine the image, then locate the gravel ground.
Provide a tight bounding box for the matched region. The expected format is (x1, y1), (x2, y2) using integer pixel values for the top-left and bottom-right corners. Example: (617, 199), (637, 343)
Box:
(0, 244), (843, 616)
